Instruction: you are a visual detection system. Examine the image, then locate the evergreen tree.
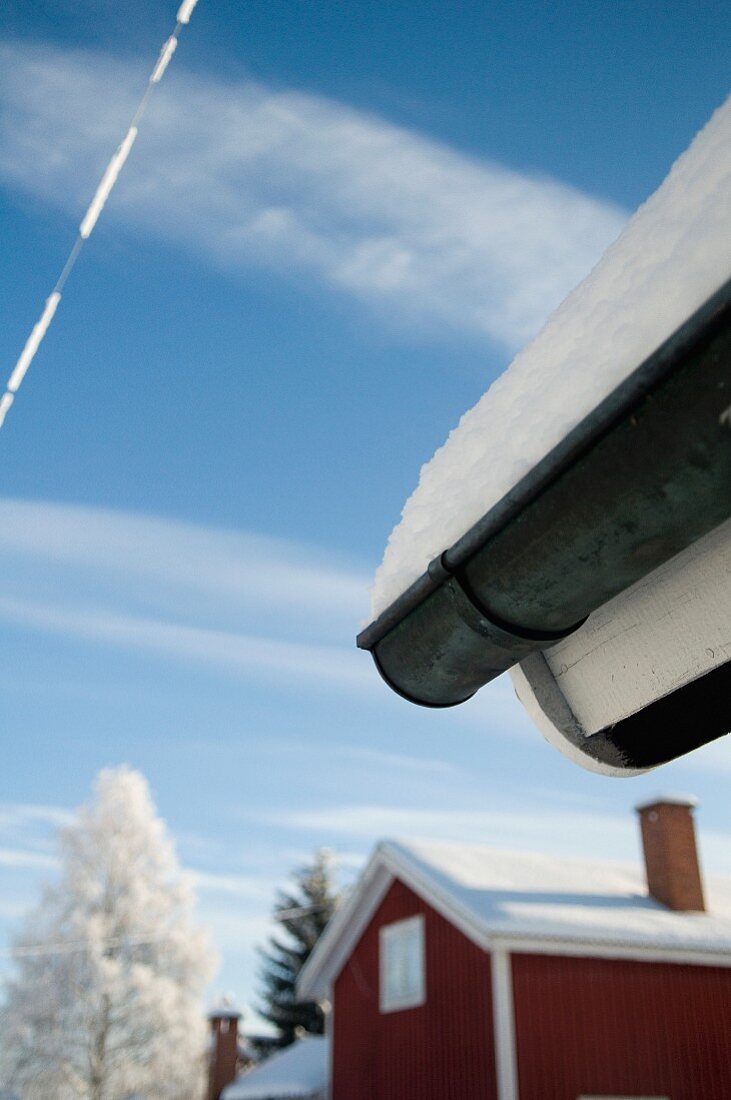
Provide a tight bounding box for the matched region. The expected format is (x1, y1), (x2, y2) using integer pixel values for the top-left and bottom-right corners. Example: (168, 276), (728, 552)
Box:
(257, 850), (339, 1048)
(0, 767), (215, 1100)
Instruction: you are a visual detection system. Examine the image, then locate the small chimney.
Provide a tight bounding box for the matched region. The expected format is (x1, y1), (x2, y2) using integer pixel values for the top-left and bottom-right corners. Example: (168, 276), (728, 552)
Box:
(207, 996), (242, 1100)
(635, 796), (705, 912)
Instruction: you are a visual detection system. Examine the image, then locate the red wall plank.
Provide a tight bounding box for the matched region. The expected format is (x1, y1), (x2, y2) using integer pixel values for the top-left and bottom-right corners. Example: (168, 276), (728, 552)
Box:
(512, 952), (731, 1100)
(332, 878), (497, 1100)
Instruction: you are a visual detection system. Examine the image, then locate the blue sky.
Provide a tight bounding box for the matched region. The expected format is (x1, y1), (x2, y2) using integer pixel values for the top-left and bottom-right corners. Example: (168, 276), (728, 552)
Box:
(0, 0), (729, 1027)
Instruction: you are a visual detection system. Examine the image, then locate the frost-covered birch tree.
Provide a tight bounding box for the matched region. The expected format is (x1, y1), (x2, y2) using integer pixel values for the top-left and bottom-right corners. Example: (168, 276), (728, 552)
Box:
(0, 767), (215, 1100)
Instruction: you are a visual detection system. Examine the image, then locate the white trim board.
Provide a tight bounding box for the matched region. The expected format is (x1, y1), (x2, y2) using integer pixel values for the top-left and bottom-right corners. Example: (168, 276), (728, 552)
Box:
(510, 519), (731, 773)
(298, 858), (394, 1002)
(491, 947), (518, 1100)
(491, 936), (731, 968)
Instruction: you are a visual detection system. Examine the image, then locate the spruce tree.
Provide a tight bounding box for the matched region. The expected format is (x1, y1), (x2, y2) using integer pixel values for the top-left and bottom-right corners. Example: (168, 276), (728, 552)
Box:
(257, 850), (339, 1048)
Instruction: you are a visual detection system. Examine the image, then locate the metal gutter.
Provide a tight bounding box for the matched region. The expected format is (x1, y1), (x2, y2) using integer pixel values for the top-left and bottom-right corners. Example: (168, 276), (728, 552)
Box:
(357, 277), (731, 709)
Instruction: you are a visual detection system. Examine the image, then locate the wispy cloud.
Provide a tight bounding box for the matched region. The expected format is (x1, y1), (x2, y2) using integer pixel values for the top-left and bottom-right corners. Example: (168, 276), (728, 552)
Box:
(0, 498), (368, 626)
(0, 803), (73, 831)
(195, 907), (273, 958)
(334, 746), (460, 776)
(252, 801), (731, 872)
(190, 869), (279, 901)
(0, 41), (626, 348)
(0, 848), (59, 871)
(0, 497), (377, 696)
(255, 802), (634, 848)
(0, 803), (72, 871)
(0, 500), (606, 743)
(0, 594), (373, 695)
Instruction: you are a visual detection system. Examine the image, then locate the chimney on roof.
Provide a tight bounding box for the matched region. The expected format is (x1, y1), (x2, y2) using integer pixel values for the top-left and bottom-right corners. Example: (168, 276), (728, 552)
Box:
(635, 796), (705, 912)
(207, 996), (242, 1100)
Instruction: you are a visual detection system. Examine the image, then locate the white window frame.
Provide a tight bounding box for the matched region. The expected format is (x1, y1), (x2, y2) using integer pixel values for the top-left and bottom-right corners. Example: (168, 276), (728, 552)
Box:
(379, 914), (425, 1013)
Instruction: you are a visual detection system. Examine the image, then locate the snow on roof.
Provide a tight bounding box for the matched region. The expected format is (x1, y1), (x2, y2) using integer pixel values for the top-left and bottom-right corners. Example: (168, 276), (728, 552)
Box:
(371, 96), (731, 618)
(208, 993), (242, 1020)
(634, 793), (699, 811)
(386, 838), (731, 952)
(300, 836), (731, 1000)
(221, 1037), (328, 1100)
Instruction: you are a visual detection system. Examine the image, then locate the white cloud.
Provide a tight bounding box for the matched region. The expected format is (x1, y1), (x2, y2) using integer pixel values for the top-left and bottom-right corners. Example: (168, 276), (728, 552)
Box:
(253, 801), (731, 873)
(196, 906), (273, 957)
(256, 801), (627, 844)
(0, 498), (368, 624)
(0, 497), (381, 696)
(0, 803), (71, 875)
(0, 593), (374, 695)
(190, 869), (277, 901)
(0, 501), (563, 736)
(0, 803), (73, 830)
(334, 746), (460, 776)
(0, 41), (626, 347)
(0, 847), (59, 871)
(255, 803), (636, 865)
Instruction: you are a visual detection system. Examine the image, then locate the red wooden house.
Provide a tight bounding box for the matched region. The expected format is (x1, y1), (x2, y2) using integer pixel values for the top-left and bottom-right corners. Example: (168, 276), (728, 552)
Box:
(298, 797), (731, 1100)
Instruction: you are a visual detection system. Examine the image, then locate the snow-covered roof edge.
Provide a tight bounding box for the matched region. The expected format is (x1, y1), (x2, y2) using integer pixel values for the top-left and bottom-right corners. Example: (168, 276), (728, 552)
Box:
(370, 97), (731, 619)
(298, 843), (395, 1003)
(221, 1036), (328, 1100)
(299, 839), (731, 1001)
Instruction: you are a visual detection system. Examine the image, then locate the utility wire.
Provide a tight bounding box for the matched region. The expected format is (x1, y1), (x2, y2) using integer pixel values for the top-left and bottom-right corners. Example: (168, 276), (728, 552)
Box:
(0, 932), (171, 959)
(0, 0), (201, 432)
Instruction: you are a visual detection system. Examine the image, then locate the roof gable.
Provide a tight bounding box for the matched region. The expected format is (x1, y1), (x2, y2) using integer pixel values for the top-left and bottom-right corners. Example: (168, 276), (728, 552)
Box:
(299, 838), (731, 1001)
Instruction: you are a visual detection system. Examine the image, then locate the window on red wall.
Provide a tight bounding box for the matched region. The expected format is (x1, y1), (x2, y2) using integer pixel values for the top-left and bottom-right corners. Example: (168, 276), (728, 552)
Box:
(379, 914), (425, 1013)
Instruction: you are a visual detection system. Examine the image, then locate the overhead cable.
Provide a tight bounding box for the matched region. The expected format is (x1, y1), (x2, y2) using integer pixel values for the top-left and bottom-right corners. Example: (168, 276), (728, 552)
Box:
(0, 0), (201, 432)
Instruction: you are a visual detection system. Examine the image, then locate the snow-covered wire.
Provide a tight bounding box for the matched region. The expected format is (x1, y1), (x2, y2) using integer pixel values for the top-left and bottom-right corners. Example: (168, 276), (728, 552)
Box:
(79, 127), (138, 240)
(0, 932), (171, 959)
(0, 1), (203, 434)
(273, 904), (329, 922)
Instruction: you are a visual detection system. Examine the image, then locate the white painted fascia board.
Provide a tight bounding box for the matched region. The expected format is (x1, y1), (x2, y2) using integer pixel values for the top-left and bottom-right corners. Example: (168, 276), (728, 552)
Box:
(380, 844), (494, 952)
(510, 655), (646, 777)
(545, 518), (731, 734)
(511, 519), (731, 775)
(489, 934), (731, 968)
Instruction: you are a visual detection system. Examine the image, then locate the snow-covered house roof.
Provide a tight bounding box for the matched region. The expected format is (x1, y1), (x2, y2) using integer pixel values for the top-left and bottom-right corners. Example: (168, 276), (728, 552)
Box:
(221, 1037), (328, 1100)
(358, 96), (731, 772)
(299, 838), (731, 1001)
(370, 97), (731, 618)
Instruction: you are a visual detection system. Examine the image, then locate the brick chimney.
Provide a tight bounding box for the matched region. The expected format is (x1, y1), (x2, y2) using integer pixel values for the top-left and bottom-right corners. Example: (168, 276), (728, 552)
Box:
(635, 796), (705, 912)
(207, 997), (242, 1100)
